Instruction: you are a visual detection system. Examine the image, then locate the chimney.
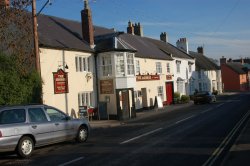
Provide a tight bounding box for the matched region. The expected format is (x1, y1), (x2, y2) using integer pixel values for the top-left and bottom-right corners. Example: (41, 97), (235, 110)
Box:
(127, 20), (134, 35)
(197, 46), (204, 54)
(81, 0), (94, 48)
(176, 38), (189, 54)
(134, 22), (143, 37)
(160, 32), (168, 43)
(0, 0), (10, 9)
(241, 58), (244, 64)
(220, 56), (227, 65)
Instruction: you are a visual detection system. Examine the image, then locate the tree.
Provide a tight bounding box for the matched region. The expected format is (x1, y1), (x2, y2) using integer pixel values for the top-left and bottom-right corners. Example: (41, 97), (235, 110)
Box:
(0, 0), (35, 74)
(0, 52), (42, 104)
(0, 1), (42, 104)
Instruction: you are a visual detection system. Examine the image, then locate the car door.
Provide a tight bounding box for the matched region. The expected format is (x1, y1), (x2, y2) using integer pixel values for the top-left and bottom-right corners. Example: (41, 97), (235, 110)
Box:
(28, 107), (56, 146)
(44, 107), (75, 141)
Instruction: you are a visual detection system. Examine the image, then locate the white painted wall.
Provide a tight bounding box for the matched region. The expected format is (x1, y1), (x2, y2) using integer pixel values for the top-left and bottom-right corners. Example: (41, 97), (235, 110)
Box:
(172, 57), (196, 96)
(134, 57), (174, 109)
(40, 48), (95, 117)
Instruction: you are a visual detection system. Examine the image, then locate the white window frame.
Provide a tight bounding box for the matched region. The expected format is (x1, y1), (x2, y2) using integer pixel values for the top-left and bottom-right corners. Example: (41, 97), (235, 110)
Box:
(127, 53), (135, 75)
(156, 62), (162, 74)
(75, 56), (90, 72)
(136, 60), (140, 74)
(101, 56), (112, 76)
(157, 86), (164, 101)
(167, 63), (170, 73)
(116, 53), (125, 76)
(176, 61), (181, 73)
(78, 92), (93, 107)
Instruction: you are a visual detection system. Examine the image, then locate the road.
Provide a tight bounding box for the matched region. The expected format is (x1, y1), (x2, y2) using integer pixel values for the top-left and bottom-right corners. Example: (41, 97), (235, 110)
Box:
(1, 93), (250, 166)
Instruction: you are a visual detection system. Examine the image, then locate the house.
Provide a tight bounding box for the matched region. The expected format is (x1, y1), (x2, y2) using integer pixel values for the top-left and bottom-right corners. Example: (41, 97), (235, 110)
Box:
(148, 34), (196, 96)
(36, 1), (98, 117)
(189, 47), (222, 94)
(220, 57), (249, 92)
(95, 23), (174, 119)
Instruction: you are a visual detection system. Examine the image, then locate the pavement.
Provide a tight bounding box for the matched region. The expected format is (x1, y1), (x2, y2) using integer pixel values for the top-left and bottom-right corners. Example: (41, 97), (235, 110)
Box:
(89, 102), (194, 129)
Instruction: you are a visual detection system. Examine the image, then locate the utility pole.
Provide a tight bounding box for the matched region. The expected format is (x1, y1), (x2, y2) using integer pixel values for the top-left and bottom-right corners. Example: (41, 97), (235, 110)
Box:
(32, 0), (41, 75)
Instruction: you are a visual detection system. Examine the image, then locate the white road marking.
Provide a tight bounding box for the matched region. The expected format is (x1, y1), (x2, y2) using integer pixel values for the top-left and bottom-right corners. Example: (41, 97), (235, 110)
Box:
(120, 128), (163, 144)
(202, 110), (250, 166)
(216, 103), (224, 108)
(58, 157), (85, 166)
(175, 115), (195, 124)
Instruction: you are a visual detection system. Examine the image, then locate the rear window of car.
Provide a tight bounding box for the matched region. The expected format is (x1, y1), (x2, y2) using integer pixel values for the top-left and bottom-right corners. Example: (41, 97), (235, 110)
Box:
(0, 109), (26, 124)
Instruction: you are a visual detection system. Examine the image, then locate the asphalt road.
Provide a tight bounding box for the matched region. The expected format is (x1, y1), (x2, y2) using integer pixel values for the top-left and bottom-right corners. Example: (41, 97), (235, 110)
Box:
(1, 93), (250, 166)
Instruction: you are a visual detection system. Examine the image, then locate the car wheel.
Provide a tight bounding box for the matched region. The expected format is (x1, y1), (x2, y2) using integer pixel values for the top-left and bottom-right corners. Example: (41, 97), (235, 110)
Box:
(16, 136), (34, 158)
(76, 126), (88, 143)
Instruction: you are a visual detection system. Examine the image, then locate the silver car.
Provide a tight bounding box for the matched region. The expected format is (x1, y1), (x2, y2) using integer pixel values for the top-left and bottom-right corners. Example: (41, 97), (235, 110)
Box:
(0, 104), (90, 158)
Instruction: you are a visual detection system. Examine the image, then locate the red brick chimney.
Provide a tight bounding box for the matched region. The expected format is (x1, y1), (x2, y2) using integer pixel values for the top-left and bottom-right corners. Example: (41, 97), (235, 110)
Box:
(127, 21), (134, 35)
(81, 0), (94, 48)
(0, 0), (10, 9)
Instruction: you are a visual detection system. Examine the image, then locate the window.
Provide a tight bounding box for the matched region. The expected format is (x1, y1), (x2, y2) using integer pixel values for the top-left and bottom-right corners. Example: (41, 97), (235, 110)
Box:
(157, 86), (164, 101)
(198, 71), (202, 79)
(45, 108), (66, 121)
(0, 109), (26, 124)
(176, 61), (181, 73)
(134, 90), (142, 98)
(28, 108), (48, 123)
(136, 60), (140, 74)
(78, 92), (93, 106)
(177, 78), (184, 94)
(189, 64), (192, 72)
(101, 56), (112, 76)
(167, 63), (170, 73)
(127, 53), (135, 75)
(75, 56), (90, 72)
(156, 62), (162, 74)
(116, 53), (125, 75)
(199, 82), (202, 91)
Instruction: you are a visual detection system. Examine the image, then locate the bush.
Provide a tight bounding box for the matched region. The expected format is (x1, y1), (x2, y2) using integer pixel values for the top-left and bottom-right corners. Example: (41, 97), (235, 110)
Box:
(181, 95), (190, 103)
(174, 92), (181, 104)
(0, 52), (42, 105)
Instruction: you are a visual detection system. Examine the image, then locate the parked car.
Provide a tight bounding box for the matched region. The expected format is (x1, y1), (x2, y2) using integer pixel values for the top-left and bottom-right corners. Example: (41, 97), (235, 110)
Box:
(193, 91), (216, 104)
(0, 104), (90, 158)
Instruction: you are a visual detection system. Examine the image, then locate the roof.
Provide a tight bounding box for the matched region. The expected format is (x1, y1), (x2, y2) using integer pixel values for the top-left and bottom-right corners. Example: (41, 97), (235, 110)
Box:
(189, 51), (220, 70)
(37, 14), (114, 53)
(225, 62), (247, 74)
(145, 37), (194, 60)
(95, 33), (174, 61)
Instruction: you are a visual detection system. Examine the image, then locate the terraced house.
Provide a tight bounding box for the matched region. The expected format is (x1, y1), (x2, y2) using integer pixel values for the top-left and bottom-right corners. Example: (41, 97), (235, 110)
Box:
(1, 0), (224, 120)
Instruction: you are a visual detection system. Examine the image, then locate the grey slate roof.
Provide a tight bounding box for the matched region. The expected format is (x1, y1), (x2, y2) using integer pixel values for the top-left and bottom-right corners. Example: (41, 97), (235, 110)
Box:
(189, 51), (220, 70)
(37, 14), (114, 52)
(226, 62), (248, 74)
(146, 38), (194, 60)
(95, 33), (173, 61)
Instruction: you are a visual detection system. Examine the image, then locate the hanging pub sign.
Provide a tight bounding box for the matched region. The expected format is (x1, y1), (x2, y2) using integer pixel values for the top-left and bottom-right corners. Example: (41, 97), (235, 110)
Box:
(53, 69), (69, 94)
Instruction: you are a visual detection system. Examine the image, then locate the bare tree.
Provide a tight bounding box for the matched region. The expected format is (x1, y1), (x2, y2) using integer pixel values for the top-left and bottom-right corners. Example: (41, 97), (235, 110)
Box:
(0, 0), (35, 74)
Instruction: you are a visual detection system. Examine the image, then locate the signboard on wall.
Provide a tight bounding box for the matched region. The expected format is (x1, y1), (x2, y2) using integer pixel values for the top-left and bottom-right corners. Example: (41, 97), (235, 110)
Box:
(136, 75), (160, 81)
(166, 75), (173, 80)
(100, 79), (114, 94)
(53, 69), (69, 94)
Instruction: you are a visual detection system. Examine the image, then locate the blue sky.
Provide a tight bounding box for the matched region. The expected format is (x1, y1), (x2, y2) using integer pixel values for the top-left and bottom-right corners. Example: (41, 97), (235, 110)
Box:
(36, 0), (250, 60)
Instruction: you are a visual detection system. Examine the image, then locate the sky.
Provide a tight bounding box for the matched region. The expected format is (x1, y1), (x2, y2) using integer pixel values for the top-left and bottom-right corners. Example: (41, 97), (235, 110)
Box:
(36, 0), (250, 60)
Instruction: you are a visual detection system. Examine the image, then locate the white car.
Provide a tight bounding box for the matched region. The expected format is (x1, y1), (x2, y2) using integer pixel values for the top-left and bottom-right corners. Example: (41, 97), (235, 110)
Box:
(0, 104), (90, 158)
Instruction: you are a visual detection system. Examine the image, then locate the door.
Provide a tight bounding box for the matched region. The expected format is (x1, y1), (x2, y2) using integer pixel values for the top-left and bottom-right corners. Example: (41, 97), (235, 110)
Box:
(166, 82), (173, 105)
(141, 88), (148, 108)
(45, 107), (74, 141)
(28, 108), (55, 146)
